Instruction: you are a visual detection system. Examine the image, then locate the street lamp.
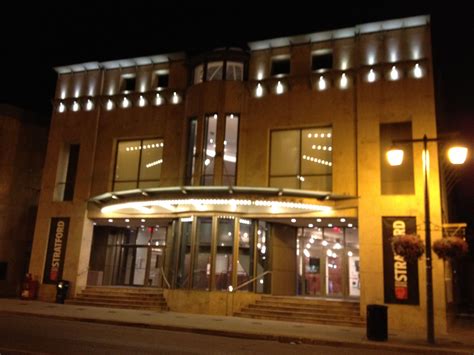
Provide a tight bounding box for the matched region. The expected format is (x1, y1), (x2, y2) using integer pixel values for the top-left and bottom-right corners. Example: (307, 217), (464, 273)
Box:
(386, 134), (468, 344)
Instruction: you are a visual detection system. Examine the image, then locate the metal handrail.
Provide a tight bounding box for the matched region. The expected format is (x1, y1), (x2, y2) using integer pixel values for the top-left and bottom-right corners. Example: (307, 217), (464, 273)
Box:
(230, 270), (272, 292)
(159, 266), (171, 289)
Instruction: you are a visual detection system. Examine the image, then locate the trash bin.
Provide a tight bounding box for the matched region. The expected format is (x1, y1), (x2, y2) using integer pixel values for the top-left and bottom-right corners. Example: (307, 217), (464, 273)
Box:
(367, 304), (388, 341)
(55, 280), (70, 304)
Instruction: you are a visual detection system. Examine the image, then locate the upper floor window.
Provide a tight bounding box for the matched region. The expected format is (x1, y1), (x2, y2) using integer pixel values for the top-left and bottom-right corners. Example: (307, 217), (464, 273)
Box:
(312, 51), (333, 72)
(206, 61), (224, 81)
(121, 76), (136, 93)
(185, 114), (239, 186)
(54, 144), (80, 201)
(154, 71), (169, 90)
(193, 60), (245, 85)
(270, 127), (332, 191)
(271, 57), (290, 77)
(226, 61), (244, 81)
(113, 138), (164, 191)
(380, 122), (414, 195)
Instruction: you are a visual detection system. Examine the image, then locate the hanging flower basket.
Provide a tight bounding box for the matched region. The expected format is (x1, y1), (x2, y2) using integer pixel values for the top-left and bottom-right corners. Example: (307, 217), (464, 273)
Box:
(433, 236), (469, 260)
(391, 234), (425, 263)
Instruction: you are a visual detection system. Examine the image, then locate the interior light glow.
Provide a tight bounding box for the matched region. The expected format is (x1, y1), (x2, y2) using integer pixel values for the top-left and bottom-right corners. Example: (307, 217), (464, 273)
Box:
(387, 149), (404, 166)
(291, 218), (296, 223)
(316, 218), (322, 222)
(308, 223), (313, 228)
(414, 63), (423, 78)
(348, 223), (353, 228)
(390, 66), (399, 81)
(347, 251), (353, 256)
(326, 249), (333, 257)
(340, 218), (346, 223)
(108, 219), (113, 223)
(322, 240), (328, 247)
(256, 83), (263, 97)
(448, 146), (468, 165)
(318, 76), (326, 91)
(368, 69), (376, 83)
(340, 73), (348, 89)
(303, 249), (310, 258)
(125, 219), (130, 222)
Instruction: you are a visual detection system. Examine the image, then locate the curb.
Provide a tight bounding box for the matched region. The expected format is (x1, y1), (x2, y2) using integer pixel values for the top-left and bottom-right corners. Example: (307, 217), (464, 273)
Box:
(1, 310), (472, 355)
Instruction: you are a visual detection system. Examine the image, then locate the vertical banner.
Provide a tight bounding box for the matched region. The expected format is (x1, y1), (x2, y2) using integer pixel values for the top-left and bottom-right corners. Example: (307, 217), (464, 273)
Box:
(383, 217), (419, 304)
(43, 218), (70, 284)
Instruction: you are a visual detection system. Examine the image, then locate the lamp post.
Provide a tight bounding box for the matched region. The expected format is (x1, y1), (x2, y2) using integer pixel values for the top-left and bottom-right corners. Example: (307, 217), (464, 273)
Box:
(387, 134), (468, 344)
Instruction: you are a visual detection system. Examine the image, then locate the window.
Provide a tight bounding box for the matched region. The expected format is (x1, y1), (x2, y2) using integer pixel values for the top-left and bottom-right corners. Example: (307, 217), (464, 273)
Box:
(194, 64), (204, 84)
(270, 127), (332, 191)
(226, 61), (244, 81)
(54, 144), (80, 201)
(0, 262), (7, 280)
(113, 138), (164, 191)
(154, 72), (169, 89)
(121, 76), (136, 93)
(312, 52), (333, 72)
(193, 217), (212, 290)
(199, 114), (240, 186)
(271, 57), (290, 77)
(185, 119), (198, 185)
(223, 114), (239, 185)
(206, 61), (224, 81)
(201, 115), (218, 185)
(380, 122), (414, 194)
(215, 217), (234, 291)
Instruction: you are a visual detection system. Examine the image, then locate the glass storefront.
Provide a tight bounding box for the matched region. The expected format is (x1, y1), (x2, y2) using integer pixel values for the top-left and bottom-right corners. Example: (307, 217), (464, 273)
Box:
(88, 216), (357, 300)
(297, 226), (359, 298)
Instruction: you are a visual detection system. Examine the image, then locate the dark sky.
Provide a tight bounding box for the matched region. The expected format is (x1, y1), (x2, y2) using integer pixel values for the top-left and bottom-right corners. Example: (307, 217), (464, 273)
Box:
(1, 4), (473, 228)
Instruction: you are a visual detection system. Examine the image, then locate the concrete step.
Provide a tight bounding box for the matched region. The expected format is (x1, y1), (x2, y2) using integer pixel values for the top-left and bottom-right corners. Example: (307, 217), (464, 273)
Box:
(74, 296), (167, 306)
(79, 292), (164, 300)
(254, 300), (359, 313)
(242, 306), (362, 321)
(234, 311), (364, 327)
(67, 299), (168, 311)
(260, 296), (359, 308)
(83, 287), (164, 295)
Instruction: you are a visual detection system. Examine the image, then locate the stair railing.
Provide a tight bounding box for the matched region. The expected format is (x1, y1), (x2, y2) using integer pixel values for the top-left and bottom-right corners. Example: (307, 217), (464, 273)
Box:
(228, 270), (272, 292)
(159, 266), (171, 289)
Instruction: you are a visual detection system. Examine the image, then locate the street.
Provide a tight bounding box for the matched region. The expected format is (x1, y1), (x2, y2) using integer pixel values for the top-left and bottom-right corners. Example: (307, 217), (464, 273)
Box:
(0, 314), (416, 354)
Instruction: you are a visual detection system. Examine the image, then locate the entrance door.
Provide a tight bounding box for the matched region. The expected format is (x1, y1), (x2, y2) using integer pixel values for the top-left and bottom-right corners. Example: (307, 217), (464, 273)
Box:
(297, 226), (359, 298)
(117, 245), (149, 286)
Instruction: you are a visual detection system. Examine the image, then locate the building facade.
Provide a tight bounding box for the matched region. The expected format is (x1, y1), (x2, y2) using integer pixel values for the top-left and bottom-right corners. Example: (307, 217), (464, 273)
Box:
(0, 105), (48, 296)
(29, 15), (448, 334)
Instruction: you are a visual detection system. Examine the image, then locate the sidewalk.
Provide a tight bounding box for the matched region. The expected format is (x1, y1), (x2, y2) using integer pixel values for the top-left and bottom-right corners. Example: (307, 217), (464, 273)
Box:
(0, 298), (472, 354)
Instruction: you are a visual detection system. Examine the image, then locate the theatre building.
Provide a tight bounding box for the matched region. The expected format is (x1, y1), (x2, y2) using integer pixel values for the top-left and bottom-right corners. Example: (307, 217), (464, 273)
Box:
(29, 15), (449, 335)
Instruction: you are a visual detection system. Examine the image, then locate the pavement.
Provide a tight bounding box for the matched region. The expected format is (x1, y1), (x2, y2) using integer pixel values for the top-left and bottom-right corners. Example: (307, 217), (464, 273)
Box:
(0, 298), (473, 354)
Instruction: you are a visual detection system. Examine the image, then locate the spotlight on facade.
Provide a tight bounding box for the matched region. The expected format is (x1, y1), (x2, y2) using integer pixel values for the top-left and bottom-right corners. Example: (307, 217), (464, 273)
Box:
(390, 66), (399, 81)
(318, 76), (326, 91)
(72, 101), (80, 112)
(122, 97), (131, 108)
(414, 63), (423, 79)
(85, 99), (94, 111)
(256, 83), (264, 98)
(171, 92), (180, 104)
(340, 73), (348, 89)
(138, 95), (147, 107)
(155, 93), (164, 106)
(58, 102), (66, 113)
(367, 69), (376, 83)
(276, 81), (284, 95)
(106, 99), (114, 111)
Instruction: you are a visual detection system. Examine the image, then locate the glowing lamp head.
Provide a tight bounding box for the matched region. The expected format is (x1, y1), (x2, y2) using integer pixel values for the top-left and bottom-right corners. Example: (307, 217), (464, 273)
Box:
(387, 149), (404, 166)
(447, 146), (468, 165)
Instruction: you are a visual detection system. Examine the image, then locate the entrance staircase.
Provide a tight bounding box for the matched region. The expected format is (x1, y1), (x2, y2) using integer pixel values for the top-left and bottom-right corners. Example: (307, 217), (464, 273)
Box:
(234, 295), (364, 327)
(67, 286), (168, 311)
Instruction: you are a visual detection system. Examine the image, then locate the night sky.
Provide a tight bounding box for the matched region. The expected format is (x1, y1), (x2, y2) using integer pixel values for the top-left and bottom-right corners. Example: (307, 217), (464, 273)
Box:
(1, 4), (473, 231)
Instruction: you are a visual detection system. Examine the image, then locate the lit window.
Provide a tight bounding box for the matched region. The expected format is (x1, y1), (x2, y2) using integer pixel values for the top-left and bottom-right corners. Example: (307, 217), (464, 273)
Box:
(206, 61), (224, 81)
(226, 61), (244, 81)
(114, 138), (164, 191)
(270, 127), (332, 191)
(194, 64), (204, 84)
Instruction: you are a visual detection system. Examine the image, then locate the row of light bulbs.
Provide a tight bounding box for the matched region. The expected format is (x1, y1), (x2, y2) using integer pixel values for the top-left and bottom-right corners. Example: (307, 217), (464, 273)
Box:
(254, 63), (424, 97)
(57, 92), (182, 113)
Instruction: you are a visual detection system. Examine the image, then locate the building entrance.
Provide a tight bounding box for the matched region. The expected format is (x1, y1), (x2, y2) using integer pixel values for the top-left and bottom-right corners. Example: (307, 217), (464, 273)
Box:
(297, 224), (360, 298)
(88, 224), (167, 287)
